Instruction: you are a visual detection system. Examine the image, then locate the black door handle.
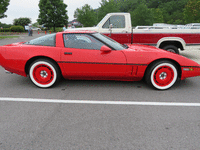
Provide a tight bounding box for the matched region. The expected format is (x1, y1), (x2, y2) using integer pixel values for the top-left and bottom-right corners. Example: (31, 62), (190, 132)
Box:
(64, 52), (72, 55)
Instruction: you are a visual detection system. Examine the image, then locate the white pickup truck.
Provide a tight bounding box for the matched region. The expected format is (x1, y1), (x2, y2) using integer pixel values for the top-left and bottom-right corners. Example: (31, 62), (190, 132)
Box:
(69, 12), (200, 54)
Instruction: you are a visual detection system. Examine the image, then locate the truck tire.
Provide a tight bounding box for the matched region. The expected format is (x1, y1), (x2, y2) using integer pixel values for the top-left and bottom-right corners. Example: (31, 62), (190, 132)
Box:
(162, 45), (179, 54)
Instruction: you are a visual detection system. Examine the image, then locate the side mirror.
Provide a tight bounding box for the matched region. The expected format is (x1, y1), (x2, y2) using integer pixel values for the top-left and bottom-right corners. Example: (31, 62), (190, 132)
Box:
(109, 24), (113, 31)
(100, 45), (112, 52)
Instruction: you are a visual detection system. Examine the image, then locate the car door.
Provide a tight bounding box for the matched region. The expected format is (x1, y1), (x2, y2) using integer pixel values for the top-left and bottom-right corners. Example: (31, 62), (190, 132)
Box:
(60, 33), (127, 79)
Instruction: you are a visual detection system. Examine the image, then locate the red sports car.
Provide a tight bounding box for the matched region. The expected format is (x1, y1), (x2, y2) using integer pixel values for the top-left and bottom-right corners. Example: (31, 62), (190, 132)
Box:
(0, 30), (200, 90)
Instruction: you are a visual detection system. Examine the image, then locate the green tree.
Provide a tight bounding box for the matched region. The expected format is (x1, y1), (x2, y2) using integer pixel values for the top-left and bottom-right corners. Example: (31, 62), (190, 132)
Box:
(97, 0), (120, 22)
(131, 3), (153, 26)
(184, 0), (200, 23)
(158, 0), (188, 24)
(13, 17), (31, 27)
(38, 0), (68, 32)
(146, 0), (170, 8)
(74, 4), (97, 27)
(117, 0), (138, 12)
(0, 0), (10, 19)
(151, 8), (164, 23)
(0, 22), (12, 28)
(32, 22), (39, 27)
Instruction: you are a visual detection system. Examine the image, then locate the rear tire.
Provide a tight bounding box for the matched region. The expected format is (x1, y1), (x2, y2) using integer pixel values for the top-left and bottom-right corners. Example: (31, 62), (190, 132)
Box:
(145, 60), (178, 90)
(29, 59), (61, 88)
(163, 45), (179, 54)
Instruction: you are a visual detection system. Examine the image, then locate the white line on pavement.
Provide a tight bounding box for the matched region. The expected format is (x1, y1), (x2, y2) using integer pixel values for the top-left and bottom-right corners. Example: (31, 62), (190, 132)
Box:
(0, 97), (200, 107)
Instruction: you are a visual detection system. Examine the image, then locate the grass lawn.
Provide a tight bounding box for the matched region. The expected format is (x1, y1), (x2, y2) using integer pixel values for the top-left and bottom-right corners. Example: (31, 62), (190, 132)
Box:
(0, 36), (19, 39)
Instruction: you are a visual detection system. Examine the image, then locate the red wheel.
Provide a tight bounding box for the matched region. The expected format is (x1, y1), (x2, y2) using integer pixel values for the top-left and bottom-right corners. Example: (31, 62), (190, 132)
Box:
(145, 61), (178, 90)
(29, 59), (60, 88)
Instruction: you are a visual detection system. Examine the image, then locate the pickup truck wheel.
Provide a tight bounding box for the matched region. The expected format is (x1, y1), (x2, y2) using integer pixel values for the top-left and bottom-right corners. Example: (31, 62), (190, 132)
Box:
(145, 60), (178, 90)
(29, 59), (61, 88)
(162, 45), (179, 54)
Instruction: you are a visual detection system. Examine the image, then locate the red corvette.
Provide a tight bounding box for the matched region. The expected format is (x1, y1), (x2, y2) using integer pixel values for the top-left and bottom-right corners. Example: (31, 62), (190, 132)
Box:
(0, 30), (200, 90)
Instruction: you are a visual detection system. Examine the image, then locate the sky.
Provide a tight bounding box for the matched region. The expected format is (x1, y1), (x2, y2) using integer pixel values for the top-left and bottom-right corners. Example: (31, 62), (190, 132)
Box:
(0, 0), (102, 25)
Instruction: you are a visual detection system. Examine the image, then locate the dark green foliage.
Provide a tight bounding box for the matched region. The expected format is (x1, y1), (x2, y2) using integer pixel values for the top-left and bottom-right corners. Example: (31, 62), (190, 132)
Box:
(13, 18), (31, 27)
(96, 0), (121, 22)
(38, 0), (68, 32)
(10, 26), (25, 32)
(117, 0), (138, 12)
(151, 8), (164, 23)
(158, 0), (188, 24)
(131, 3), (153, 26)
(184, 0), (200, 24)
(0, 22), (12, 28)
(74, 4), (97, 27)
(0, 28), (11, 32)
(74, 0), (198, 26)
(0, 0), (10, 19)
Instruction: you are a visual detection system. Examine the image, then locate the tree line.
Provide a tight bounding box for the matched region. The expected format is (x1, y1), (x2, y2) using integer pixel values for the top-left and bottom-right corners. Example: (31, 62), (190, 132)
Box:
(1, 0), (200, 31)
(0, 0), (68, 32)
(75, 0), (200, 27)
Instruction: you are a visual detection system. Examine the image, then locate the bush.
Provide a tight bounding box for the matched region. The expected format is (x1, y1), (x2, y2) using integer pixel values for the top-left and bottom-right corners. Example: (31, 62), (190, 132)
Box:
(49, 27), (63, 32)
(0, 28), (11, 32)
(55, 27), (63, 32)
(10, 26), (25, 32)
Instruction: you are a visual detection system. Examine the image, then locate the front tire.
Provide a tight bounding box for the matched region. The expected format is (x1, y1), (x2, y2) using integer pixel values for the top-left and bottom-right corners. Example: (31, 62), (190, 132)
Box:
(145, 60), (178, 90)
(29, 59), (61, 88)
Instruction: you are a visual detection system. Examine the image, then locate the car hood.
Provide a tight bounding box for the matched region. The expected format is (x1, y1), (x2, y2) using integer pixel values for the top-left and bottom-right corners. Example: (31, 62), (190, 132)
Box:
(123, 44), (200, 67)
(126, 44), (166, 53)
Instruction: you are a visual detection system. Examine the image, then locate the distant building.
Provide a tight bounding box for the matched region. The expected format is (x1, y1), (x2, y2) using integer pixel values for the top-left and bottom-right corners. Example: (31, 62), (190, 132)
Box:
(68, 19), (83, 27)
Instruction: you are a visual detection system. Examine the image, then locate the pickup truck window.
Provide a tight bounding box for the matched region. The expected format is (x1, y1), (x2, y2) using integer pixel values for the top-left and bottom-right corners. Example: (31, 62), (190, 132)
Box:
(102, 15), (125, 28)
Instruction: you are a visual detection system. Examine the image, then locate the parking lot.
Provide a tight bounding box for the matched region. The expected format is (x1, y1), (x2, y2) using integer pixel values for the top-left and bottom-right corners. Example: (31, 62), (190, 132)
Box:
(0, 34), (200, 149)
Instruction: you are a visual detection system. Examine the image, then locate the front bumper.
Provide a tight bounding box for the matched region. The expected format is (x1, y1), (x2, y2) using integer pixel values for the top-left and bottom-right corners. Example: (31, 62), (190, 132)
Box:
(181, 66), (200, 80)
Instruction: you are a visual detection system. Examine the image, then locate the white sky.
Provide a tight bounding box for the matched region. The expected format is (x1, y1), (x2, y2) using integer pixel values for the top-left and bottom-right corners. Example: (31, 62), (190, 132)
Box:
(0, 0), (102, 24)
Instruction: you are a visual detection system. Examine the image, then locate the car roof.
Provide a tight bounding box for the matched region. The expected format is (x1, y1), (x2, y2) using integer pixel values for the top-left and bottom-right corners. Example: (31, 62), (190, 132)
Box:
(62, 30), (97, 34)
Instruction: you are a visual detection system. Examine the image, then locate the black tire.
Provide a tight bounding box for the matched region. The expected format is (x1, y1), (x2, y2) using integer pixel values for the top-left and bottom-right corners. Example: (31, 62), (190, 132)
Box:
(145, 60), (178, 90)
(29, 59), (61, 88)
(162, 45), (179, 54)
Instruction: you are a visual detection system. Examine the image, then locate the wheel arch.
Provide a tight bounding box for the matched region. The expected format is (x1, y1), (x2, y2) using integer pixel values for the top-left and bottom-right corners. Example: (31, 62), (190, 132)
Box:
(157, 37), (186, 50)
(25, 56), (61, 76)
(144, 58), (182, 79)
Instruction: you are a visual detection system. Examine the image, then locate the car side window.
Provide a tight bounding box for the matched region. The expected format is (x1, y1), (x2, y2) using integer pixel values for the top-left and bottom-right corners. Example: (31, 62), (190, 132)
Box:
(63, 33), (104, 50)
(102, 15), (125, 28)
(24, 33), (56, 46)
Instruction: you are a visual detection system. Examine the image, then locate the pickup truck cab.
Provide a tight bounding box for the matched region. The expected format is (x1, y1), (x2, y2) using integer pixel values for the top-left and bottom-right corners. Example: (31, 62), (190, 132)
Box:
(69, 13), (200, 54)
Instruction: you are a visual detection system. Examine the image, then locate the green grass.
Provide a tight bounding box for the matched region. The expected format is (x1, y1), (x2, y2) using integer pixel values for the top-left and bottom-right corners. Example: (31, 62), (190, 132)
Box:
(0, 36), (19, 39)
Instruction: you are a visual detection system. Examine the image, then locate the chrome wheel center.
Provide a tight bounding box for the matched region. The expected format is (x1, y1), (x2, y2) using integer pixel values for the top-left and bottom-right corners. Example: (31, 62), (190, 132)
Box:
(159, 72), (167, 80)
(40, 70), (48, 78)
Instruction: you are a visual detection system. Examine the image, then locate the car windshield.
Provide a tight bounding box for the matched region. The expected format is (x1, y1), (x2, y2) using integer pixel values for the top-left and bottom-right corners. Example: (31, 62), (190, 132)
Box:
(92, 33), (126, 50)
(24, 33), (56, 47)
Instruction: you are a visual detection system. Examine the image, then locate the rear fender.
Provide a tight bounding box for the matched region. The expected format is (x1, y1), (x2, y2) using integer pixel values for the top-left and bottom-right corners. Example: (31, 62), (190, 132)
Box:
(157, 37), (186, 50)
